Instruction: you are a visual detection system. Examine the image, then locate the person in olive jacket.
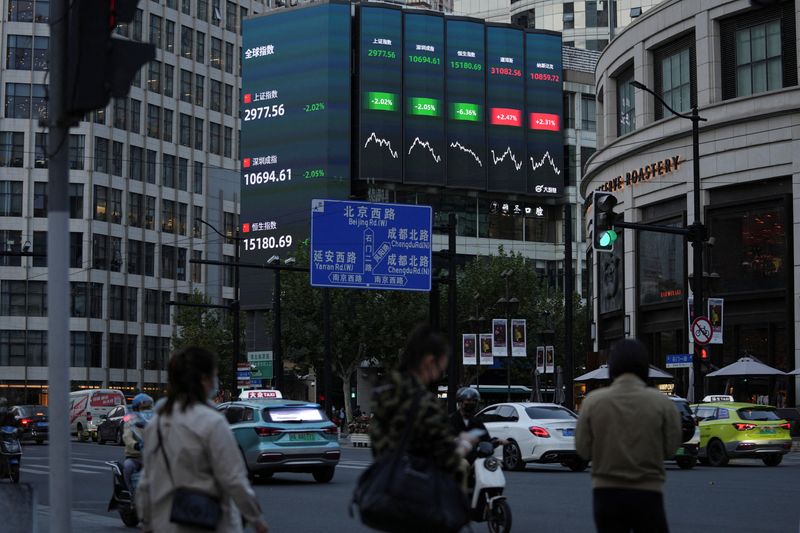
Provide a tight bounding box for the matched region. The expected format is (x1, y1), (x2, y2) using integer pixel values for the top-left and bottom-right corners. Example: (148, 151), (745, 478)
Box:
(575, 339), (682, 533)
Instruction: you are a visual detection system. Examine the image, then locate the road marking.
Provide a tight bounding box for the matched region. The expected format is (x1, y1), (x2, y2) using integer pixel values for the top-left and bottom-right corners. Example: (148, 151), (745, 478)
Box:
(337, 465), (367, 470)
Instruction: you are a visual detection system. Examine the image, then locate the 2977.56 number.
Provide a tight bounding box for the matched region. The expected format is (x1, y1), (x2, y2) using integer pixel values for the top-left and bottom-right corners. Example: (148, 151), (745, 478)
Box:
(244, 235), (293, 251)
(243, 104), (285, 121)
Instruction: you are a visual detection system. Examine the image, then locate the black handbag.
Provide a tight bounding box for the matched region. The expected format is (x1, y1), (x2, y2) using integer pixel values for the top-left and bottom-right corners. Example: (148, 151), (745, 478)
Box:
(351, 392), (469, 533)
(157, 418), (222, 531)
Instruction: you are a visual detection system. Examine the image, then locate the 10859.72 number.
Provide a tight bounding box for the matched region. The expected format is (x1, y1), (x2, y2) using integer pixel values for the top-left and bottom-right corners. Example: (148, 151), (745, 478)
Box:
(243, 235), (293, 251)
(243, 168), (292, 185)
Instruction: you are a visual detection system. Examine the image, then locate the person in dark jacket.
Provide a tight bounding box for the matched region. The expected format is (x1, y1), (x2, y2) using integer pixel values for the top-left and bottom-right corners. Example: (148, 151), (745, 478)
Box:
(370, 324), (477, 486)
(449, 388), (508, 463)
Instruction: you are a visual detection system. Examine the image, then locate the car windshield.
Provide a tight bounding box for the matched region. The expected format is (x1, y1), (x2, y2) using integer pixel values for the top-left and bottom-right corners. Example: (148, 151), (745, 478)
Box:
(672, 400), (693, 416)
(737, 408), (781, 421)
(17, 406), (47, 417)
(525, 406), (576, 420)
(262, 407), (326, 423)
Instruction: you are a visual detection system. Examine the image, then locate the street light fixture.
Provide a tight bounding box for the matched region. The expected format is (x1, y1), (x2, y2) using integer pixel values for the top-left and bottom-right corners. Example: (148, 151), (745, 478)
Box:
(630, 80), (708, 402)
(467, 292), (488, 390)
(497, 271), (520, 402)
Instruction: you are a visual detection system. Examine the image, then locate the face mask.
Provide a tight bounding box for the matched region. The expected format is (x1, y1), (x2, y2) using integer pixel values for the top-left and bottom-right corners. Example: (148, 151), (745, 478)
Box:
(461, 402), (478, 417)
(208, 375), (219, 400)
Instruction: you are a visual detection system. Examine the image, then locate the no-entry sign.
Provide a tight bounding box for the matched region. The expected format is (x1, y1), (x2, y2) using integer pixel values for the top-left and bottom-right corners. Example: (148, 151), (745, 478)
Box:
(691, 317), (713, 346)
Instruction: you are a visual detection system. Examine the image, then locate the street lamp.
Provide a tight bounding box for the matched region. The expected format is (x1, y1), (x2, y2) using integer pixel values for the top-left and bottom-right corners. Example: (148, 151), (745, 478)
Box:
(467, 292), (488, 391)
(630, 80), (708, 402)
(266, 254), (290, 392)
(497, 270), (520, 402)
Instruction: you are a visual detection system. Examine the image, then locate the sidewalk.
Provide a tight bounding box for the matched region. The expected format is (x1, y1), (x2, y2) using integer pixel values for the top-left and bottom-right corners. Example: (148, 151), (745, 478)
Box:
(35, 506), (127, 532)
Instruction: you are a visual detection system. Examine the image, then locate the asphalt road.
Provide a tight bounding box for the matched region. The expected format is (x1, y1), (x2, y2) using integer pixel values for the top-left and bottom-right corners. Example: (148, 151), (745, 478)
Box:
(21, 439), (800, 532)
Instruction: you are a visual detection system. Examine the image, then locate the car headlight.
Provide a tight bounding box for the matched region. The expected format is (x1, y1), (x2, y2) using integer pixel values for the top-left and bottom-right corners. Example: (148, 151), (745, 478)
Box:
(484, 456), (500, 472)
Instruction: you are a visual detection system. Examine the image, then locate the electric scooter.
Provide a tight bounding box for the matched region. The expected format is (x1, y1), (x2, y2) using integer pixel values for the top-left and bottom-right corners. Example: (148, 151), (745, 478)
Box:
(106, 460), (140, 527)
(471, 441), (512, 533)
(0, 425), (21, 483)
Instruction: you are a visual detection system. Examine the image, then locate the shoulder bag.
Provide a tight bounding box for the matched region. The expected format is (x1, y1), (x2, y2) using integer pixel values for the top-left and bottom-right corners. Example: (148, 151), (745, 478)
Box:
(351, 392), (469, 533)
(157, 416), (222, 531)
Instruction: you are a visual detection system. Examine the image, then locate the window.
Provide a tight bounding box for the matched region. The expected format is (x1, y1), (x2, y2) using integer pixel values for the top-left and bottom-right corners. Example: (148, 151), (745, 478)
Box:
(0, 330), (47, 366)
(163, 109), (173, 142)
(145, 195), (156, 230)
(223, 211), (236, 244)
(111, 140), (123, 176)
(224, 84), (233, 115)
(225, 1), (237, 32)
(196, 31), (205, 63)
(563, 2), (574, 30)
(655, 38), (695, 119)
(181, 0), (190, 15)
(34, 132), (47, 168)
(181, 25), (193, 59)
(128, 192), (143, 228)
(180, 69), (192, 102)
(5, 83), (31, 118)
(147, 61), (161, 93)
(209, 122), (221, 155)
(143, 336), (160, 369)
(145, 242), (155, 276)
(32, 230), (46, 267)
(211, 37), (222, 69)
(126, 287), (138, 321)
(193, 162), (203, 193)
(132, 9), (143, 41)
(180, 113), (191, 146)
(562, 92), (575, 129)
(70, 232), (82, 268)
(146, 149), (157, 183)
(223, 255), (234, 287)
(93, 185), (108, 221)
(33, 182), (47, 217)
(69, 134), (84, 170)
(194, 74), (204, 107)
(127, 238), (143, 274)
(0, 280), (48, 316)
(225, 42), (234, 74)
(144, 289), (159, 323)
(109, 236), (122, 271)
(147, 104), (161, 138)
(616, 67), (635, 136)
(585, 1), (608, 28)
(69, 183), (83, 218)
(177, 248), (187, 280)
(736, 21), (782, 97)
(197, 0), (207, 21)
(178, 202), (188, 235)
(70, 331), (102, 367)
(129, 146), (144, 181)
(163, 64), (174, 98)
(109, 285), (125, 320)
(113, 98), (127, 129)
(109, 333), (136, 369)
(178, 158), (188, 190)
(0, 230), (22, 266)
(581, 95), (596, 131)
(162, 199), (176, 233)
(93, 108), (106, 125)
(224, 126), (233, 158)
(212, 0), (221, 25)
(0, 132), (23, 167)
(192, 206), (203, 237)
(33, 0), (48, 22)
(191, 250), (202, 282)
(7, 35), (48, 71)
(194, 118), (204, 150)
(130, 98), (141, 133)
(162, 154), (176, 188)
(92, 233), (108, 269)
(8, 0), (34, 21)
(210, 80), (222, 112)
(161, 244), (176, 279)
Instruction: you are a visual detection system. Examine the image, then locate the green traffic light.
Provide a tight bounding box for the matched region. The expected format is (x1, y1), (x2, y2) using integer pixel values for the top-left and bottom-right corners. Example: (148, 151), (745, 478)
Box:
(599, 230), (618, 248)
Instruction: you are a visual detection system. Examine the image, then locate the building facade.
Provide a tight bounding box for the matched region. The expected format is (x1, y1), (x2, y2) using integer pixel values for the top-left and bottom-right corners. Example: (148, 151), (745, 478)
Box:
(0, 0), (272, 403)
(583, 0), (799, 406)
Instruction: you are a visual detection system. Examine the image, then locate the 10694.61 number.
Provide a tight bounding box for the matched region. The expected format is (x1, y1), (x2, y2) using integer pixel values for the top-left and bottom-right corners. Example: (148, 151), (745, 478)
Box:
(243, 168), (292, 185)
(243, 235), (293, 251)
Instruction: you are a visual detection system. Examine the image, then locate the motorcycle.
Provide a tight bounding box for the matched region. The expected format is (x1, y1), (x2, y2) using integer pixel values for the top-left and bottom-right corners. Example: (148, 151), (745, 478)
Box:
(471, 441), (512, 533)
(105, 460), (140, 527)
(0, 425), (22, 483)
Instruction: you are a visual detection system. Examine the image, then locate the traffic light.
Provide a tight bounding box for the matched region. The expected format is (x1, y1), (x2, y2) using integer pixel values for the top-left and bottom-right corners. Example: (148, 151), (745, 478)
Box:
(700, 348), (708, 360)
(592, 191), (619, 253)
(65, 0), (155, 118)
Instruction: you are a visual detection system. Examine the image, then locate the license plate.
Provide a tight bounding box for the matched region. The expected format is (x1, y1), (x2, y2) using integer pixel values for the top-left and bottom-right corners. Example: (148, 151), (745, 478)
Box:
(289, 433), (315, 442)
(37, 422), (48, 428)
(760, 428), (776, 435)
(562, 428), (574, 437)
(675, 447), (685, 456)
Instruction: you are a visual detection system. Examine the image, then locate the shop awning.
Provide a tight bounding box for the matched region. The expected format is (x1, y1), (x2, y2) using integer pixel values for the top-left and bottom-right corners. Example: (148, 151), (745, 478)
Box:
(574, 364), (673, 382)
(705, 357), (787, 377)
(789, 368), (800, 375)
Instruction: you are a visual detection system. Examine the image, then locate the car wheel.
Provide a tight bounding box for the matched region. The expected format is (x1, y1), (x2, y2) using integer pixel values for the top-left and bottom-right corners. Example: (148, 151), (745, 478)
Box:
(116, 428), (124, 446)
(762, 454), (782, 467)
(120, 509), (139, 527)
(707, 439), (729, 467)
(312, 466), (335, 483)
(77, 424), (88, 442)
(98, 431), (106, 445)
(676, 456), (696, 470)
(698, 456), (710, 466)
(502, 442), (525, 472)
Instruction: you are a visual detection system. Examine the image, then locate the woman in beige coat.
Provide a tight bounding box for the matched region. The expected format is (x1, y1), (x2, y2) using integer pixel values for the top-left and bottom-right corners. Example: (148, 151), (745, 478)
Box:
(136, 346), (269, 533)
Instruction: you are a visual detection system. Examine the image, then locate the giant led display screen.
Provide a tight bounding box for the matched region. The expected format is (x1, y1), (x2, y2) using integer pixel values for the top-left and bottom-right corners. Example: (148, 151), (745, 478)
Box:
(526, 30), (564, 196)
(403, 12), (445, 186)
(359, 5), (403, 182)
(445, 18), (487, 189)
(486, 26), (526, 193)
(240, 2), (351, 308)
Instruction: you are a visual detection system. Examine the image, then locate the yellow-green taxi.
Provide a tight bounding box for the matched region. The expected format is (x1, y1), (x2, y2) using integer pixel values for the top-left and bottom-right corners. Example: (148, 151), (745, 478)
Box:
(691, 402), (792, 467)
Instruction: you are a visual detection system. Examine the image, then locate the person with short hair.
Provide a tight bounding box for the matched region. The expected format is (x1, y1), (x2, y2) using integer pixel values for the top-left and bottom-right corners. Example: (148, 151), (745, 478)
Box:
(575, 339), (682, 533)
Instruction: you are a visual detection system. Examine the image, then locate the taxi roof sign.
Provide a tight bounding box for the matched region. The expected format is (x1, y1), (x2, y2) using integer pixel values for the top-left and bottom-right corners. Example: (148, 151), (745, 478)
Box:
(702, 394), (734, 403)
(239, 389), (282, 400)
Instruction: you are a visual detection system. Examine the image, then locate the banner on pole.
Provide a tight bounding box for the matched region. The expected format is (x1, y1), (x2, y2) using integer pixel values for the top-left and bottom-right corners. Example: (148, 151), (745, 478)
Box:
(492, 318), (507, 357)
(479, 334), (494, 366)
(511, 319), (526, 357)
(462, 334), (477, 365)
(708, 298), (723, 344)
(545, 345), (555, 374)
(536, 346), (545, 373)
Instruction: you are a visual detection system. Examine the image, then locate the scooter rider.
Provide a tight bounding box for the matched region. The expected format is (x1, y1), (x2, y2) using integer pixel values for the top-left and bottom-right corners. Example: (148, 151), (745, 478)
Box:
(0, 398), (15, 427)
(449, 388), (508, 462)
(123, 393), (153, 495)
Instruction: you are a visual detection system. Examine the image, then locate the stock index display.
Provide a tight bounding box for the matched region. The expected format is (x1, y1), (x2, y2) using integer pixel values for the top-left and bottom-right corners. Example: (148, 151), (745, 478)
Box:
(239, 2), (351, 307)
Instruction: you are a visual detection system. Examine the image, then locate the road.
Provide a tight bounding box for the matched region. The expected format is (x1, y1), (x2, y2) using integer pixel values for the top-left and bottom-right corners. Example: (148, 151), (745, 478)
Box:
(20, 440), (800, 532)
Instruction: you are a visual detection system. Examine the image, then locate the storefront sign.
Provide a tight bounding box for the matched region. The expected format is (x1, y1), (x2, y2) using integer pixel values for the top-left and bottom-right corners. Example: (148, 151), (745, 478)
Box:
(597, 155), (682, 193)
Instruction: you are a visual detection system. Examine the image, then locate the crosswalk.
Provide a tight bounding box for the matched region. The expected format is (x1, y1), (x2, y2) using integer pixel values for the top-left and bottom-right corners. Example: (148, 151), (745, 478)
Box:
(22, 456), (114, 476)
(337, 460), (371, 471)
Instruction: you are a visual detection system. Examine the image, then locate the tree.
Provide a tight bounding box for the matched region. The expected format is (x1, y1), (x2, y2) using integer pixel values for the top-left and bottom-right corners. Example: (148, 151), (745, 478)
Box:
(276, 245), (427, 422)
(171, 291), (244, 395)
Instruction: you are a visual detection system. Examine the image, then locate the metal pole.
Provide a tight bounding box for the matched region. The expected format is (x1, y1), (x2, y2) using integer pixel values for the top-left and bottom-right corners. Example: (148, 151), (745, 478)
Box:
(323, 289), (332, 418)
(273, 269), (282, 391)
(233, 229), (240, 396)
(429, 281), (439, 329)
(447, 213), (458, 414)
(691, 106), (705, 403)
(48, 0), (71, 529)
(564, 203), (575, 410)
(506, 280), (511, 402)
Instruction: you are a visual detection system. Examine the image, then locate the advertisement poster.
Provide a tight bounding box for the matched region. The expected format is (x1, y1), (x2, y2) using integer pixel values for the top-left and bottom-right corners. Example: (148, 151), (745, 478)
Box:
(492, 318), (507, 356)
(536, 346), (545, 373)
(480, 334), (494, 366)
(545, 345), (555, 374)
(511, 319), (527, 357)
(708, 298), (723, 344)
(462, 334), (477, 365)
(687, 295), (694, 335)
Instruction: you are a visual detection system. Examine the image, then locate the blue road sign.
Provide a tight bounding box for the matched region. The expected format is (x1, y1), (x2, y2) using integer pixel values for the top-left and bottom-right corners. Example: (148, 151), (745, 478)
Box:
(666, 354), (693, 368)
(310, 199), (433, 291)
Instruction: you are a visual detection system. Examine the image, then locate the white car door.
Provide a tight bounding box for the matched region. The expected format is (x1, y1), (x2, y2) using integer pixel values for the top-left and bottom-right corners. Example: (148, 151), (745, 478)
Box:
(475, 405), (504, 441)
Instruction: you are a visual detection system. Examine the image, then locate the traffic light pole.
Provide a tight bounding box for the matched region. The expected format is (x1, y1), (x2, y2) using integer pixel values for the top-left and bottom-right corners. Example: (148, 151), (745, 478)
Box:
(48, 0), (72, 530)
(690, 104), (705, 403)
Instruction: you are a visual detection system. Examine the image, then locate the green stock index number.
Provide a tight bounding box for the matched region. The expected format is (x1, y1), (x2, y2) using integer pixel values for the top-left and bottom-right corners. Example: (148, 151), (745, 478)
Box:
(367, 48), (396, 59)
(408, 54), (440, 65)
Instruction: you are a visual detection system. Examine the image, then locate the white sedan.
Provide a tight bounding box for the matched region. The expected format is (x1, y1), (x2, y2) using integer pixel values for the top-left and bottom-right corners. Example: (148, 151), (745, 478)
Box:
(475, 402), (588, 472)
